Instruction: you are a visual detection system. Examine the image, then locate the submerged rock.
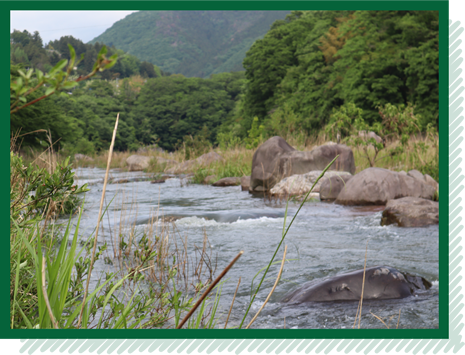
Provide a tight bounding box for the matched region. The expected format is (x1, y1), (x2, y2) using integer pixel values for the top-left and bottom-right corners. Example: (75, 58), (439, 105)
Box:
(282, 266), (432, 303)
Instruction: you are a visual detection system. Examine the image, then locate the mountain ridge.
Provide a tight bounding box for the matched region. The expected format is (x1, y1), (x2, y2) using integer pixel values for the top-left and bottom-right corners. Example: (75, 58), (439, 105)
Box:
(89, 10), (290, 77)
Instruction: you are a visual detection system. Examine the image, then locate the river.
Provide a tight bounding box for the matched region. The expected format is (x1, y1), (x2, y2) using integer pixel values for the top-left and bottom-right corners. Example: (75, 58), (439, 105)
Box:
(71, 167), (439, 329)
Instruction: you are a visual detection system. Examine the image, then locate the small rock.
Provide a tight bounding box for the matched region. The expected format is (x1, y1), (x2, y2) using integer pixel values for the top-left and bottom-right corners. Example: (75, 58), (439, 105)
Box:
(126, 155), (152, 171)
(203, 175), (217, 184)
(74, 153), (93, 162)
(212, 177), (241, 187)
(151, 179), (166, 184)
(241, 176), (251, 191)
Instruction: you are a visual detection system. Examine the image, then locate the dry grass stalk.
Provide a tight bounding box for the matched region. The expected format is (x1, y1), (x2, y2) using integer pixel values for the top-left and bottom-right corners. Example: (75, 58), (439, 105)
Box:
(177, 250), (244, 329)
(224, 277), (241, 329)
(246, 245), (288, 329)
(397, 309), (402, 329)
(77, 112), (119, 328)
(370, 311), (389, 329)
(353, 240), (368, 329)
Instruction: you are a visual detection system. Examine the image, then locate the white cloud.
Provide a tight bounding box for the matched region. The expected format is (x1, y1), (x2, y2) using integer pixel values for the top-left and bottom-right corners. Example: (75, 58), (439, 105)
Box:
(10, 11), (138, 44)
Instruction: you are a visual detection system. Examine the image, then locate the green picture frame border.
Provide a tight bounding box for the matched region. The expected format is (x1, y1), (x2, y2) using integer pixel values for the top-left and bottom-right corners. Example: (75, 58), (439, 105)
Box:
(0, 0), (463, 350)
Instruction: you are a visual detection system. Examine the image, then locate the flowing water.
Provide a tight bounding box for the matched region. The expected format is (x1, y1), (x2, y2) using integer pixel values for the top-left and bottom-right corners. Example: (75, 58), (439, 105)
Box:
(71, 167), (439, 329)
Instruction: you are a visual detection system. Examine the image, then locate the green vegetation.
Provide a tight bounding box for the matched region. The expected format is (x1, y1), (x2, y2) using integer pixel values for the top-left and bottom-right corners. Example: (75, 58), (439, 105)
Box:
(12, 11), (439, 166)
(11, 29), (162, 80)
(10, 48), (224, 329)
(90, 11), (290, 78)
(220, 10), (439, 140)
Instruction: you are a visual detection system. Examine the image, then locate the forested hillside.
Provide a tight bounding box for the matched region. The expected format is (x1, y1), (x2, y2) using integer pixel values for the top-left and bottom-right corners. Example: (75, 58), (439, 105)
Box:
(89, 11), (290, 78)
(219, 10), (439, 142)
(11, 10), (439, 157)
(10, 30), (162, 79)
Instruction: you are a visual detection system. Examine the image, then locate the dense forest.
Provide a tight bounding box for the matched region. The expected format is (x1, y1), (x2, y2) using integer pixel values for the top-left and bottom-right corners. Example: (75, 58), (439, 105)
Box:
(11, 10), (439, 154)
(90, 11), (290, 78)
(10, 29), (163, 80)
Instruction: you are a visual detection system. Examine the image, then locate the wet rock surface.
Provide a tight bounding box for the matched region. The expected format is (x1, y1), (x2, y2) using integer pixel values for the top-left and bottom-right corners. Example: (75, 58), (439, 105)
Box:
(282, 266), (432, 303)
(381, 197), (439, 227)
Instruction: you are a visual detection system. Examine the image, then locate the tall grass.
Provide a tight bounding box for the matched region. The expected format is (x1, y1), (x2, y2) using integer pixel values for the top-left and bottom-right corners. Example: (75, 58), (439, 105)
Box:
(10, 126), (222, 329)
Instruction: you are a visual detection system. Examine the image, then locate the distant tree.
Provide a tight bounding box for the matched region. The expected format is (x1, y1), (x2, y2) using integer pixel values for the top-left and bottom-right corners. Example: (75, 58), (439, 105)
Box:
(140, 61), (157, 78)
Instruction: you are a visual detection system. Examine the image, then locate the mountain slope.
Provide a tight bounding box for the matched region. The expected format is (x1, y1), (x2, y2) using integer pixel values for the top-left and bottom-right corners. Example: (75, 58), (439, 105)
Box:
(90, 11), (290, 77)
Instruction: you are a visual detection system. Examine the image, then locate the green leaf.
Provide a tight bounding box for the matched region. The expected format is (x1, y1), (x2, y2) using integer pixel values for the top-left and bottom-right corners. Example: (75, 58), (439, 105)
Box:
(26, 68), (33, 79)
(45, 87), (55, 96)
(68, 44), (76, 62)
(62, 81), (78, 89)
(16, 77), (23, 90)
(36, 69), (44, 81)
(49, 59), (68, 75)
(98, 46), (108, 57)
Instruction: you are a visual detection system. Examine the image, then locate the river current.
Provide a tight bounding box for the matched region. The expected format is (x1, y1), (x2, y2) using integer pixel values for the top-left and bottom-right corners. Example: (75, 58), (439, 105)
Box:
(71, 167), (439, 329)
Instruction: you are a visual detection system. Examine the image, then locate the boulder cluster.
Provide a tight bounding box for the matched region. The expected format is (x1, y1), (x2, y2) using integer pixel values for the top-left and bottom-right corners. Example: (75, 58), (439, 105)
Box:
(247, 136), (439, 228)
(121, 135), (438, 228)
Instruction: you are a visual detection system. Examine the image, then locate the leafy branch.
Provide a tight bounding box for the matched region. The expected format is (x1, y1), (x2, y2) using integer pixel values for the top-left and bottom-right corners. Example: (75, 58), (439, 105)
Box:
(10, 44), (117, 115)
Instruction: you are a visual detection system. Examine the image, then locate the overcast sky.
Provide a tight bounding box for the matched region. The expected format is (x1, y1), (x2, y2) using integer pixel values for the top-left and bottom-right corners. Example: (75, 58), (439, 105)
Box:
(10, 11), (138, 44)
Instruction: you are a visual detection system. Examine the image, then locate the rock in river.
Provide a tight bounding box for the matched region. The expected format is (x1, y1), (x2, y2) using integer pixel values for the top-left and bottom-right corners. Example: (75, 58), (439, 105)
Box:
(282, 266), (432, 303)
(335, 168), (436, 206)
(250, 136), (355, 193)
(320, 174), (354, 201)
(213, 177), (241, 187)
(270, 170), (352, 197)
(126, 155), (152, 171)
(381, 197), (439, 227)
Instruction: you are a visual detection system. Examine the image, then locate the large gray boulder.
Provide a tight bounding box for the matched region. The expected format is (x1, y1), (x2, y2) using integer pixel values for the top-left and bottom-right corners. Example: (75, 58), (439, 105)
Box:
(126, 155), (153, 171)
(335, 168), (437, 206)
(408, 169), (439, 191)
(270, 170), (352, 197)
(381, 197), (439, 227)
(250, 136), (355, 192)
(320, 174), (354, 201)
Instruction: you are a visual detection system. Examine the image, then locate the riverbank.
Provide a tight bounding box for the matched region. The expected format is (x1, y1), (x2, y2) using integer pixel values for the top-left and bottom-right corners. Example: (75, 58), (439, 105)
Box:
(21, 132), (438, 184)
